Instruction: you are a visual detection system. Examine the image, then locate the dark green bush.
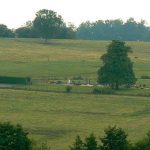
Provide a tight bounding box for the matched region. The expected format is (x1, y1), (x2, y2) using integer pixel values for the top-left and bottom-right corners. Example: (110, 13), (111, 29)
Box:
(84, 134), (98, 150)
(131, 131), (150, 150)
(70, 127), (150, 150)
(72, 75), (83, 80)
(0, 76), (32, 85)
(0, 122), (31, 150)
(65, 86), (72, 93)
(92, 87), (115, 94)
(70, 136), (84, 150)
(70, 134), (98, 150)
(100, 126), (129, 150)
(141, 76), (150, 79)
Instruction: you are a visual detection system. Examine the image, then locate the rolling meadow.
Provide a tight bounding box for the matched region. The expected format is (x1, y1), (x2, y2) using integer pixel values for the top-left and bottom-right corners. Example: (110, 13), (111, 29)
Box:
(0, 38), (150, 149)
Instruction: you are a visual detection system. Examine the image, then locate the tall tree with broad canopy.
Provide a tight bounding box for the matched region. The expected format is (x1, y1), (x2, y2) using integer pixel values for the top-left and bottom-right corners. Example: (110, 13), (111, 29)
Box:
(98, 40), (136, 90)
(33, 9), (64, 41)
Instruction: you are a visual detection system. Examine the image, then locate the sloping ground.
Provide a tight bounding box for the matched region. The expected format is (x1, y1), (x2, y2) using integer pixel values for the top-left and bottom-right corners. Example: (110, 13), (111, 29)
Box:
(0, 39), (150, 80)
(0, 89), (150, 150)
(0, 39), (150, 149)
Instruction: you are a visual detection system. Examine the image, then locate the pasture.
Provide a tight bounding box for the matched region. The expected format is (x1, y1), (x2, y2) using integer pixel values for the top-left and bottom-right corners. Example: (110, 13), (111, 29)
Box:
(0, 38), (150, 149)
(0, 38), (150, 80)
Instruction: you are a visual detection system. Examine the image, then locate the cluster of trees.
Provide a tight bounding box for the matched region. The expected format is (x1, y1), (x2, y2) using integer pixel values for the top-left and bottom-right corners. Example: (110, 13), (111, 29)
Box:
(1, 10), (150, 41)
(0, 9), (76, 40)
(77, 18), (150, 41)
(0, 24), (14, 38)
(70, 126), (150, 150)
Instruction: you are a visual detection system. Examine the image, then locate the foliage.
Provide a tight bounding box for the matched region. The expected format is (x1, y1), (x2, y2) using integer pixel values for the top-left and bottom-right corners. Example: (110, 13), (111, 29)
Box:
(70, 134), (98, 150)
(0, 76), (32, 85)
(0, 122), (31, 150)
(15, 22), (38, 38)
(98, 40), (136, 90)
(32, 142), (51, 150)
(84, 134), (98, 150)
(33, 9), (64, 41)
(70, 136), (84, 150)
(0, 24), (14, 37)
(65, 86), (72, 93)
(100, 126), (129, 150)
(55, 23), (76, 39)
(92, 87), (115, 94)
(132, 131), (150, 150)
(141, 76), (150, 79)
(77, 18), (150, 41)
(70, 128), (150, 150)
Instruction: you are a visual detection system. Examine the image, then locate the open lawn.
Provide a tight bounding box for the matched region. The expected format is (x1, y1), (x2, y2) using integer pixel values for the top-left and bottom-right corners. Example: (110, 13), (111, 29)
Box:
(0, 38), (150, 149)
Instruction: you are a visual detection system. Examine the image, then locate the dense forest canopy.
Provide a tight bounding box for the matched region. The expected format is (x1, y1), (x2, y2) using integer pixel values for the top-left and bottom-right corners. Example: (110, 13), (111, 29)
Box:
(77, 18), (150, 41)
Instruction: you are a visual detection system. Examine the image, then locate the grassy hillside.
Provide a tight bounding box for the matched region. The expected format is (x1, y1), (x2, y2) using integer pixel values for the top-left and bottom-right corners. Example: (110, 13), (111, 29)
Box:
(0, 38), (150, 149)
(0, 38), (150, 80)
(0, 89), (150, 150)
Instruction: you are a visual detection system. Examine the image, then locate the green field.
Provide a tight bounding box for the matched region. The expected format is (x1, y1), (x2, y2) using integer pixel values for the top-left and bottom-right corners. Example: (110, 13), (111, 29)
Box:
(0, 38), (150, 149)
(0, 38), (150, 80)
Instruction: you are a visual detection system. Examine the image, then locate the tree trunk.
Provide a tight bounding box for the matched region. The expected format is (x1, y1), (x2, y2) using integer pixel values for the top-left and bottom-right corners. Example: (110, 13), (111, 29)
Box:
(115, 82), (119, 90)
(110, 84), (115, 89)
(44, 38), (48, 43)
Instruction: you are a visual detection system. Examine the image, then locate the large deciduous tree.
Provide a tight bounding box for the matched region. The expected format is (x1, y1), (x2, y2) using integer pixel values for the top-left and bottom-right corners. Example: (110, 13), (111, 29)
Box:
(33, 9), (64, 41)
(98, 40), (136, 90)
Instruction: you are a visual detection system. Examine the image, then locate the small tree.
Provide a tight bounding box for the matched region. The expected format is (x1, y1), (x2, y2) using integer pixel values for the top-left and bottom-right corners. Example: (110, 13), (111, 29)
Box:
(100, 126), (129, 150)
(98, 40), (136, 90)
(0, 122), (31, 150)
(70, 135), (84, 150)
(132, 131), (150, 150)
(84, 133), (98, 150)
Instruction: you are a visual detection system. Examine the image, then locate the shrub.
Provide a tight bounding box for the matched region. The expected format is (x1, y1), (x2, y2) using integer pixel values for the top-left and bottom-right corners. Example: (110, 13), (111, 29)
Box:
(0, 122), (31, 150)
(72, 75), (83, 80)
(0, 76), (32, 85)
(132, 131), (150, 150)
(92, 87), (115, 94)
(70, 134), (98, 150)
(32, 142), (51, 150)
(84, 134), (98, 150)
(65, 86), (72, 93)
(70, 136), (84, 150)
(100, 126), (129, 150)
(56, 80), (63, 84)
(141, 76), (150, 79)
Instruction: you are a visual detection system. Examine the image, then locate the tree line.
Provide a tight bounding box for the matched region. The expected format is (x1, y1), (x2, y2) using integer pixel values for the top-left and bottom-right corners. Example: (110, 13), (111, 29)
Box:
(1, 9), (150, 41)
(0, 9), (76, 40)
(70, 126), (150, 150)
(77, 18), (150, 41)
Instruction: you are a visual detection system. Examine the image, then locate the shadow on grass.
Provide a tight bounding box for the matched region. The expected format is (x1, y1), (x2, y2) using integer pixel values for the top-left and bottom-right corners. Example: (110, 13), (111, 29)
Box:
(130, 107), (150, 117)
(27, 127), (77, 139)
